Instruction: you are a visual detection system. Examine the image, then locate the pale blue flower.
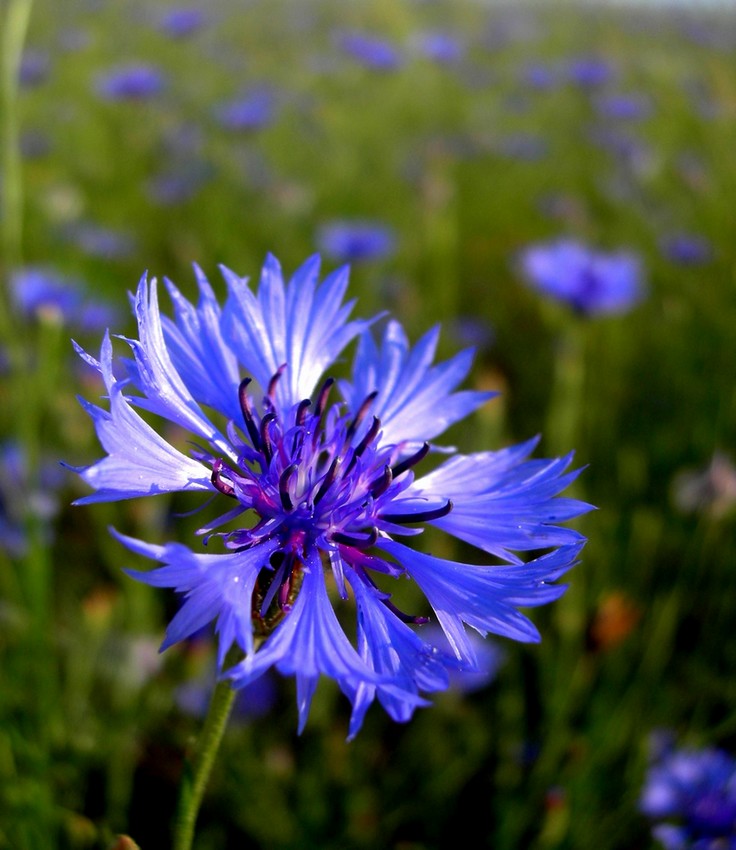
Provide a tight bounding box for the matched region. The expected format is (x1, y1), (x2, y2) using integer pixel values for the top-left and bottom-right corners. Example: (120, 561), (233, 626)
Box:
(518, 239), (645, 316)
(72, 254), (591, 737)
(640, 734), (736, 849)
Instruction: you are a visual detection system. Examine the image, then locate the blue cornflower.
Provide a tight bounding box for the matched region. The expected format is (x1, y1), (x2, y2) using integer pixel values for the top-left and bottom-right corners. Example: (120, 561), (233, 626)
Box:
(411, 30), (466, 65)
(336, 31), (403, 71)
(518, 239), (645, 316)
(660, 234), (713, 266)
(317, 221), (396, 263)
(640, 735), (736, 849)
(11, 266), (121, 331)
(157, 8), (208, 38)
(72, 254), (591, 737)
(214, 89), (276, 132)
(95, 63), (166, 101)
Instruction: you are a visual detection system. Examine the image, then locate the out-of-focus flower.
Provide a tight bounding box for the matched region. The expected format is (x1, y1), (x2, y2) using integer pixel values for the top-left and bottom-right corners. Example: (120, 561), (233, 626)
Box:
(18, 49), (50, 87)
(640, 734), (736, 849)
(94, 63), (166, 100)
(72, 253), (591, 737)
(422, 625), (505, 694)
(156, 7), (208, 38)
(68, 223), (136, 260)
(587, 591), (640, 652)
(566, 55), (616, 87)
(317, 221), (396, 263)
(410, 30), (465, 65)
(672, 452), (736, 519)
(520, 62), (559, 90)
(595, 92), (653, 121)
(10, 266), (120, 331)
(336, 31), (403, 71)
(0, 443), (63, 557)
(660, 234), (713, 266)
(214, 89), (277, 131)
(518, 238), (645, 316)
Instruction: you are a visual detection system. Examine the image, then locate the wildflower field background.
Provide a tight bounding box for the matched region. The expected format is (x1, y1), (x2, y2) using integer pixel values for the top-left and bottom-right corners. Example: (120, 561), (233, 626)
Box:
(2, 0), (736, 848)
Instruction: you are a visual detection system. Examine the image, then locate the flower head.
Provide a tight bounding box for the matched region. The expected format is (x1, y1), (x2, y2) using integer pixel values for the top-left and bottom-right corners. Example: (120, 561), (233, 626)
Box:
(94, 63), (166, 101)
(518, 238), (645, 316)
(317, 220), (396, 263)
(640, 734), (736, 849)
(72, 254), (591, 737)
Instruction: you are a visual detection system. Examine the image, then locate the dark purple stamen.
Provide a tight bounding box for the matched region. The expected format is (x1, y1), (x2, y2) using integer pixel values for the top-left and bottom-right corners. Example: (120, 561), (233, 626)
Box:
(314, 456), (340, 504)
(383, 597), (429, 625)
(211, 459), (235, 497)
(392, 442), (430, 479)
(314, 377), (335, 417)
(279, 463), (297, 511)
(381, 500), (453, 524)
(266, 364), (287, 400)
(370, 465), (393, 498)
(346, 390), (378, 441)
(332, 527), (378, 549)
(296, 398), (311, 426)
(260, 412), (277, 463)
(345, 415), (382, 475)
(238, 377), (262, 450)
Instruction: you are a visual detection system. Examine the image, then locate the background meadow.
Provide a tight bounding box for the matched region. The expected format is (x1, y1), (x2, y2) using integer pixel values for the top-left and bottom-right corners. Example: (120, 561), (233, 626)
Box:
(2, 0), (736, 847)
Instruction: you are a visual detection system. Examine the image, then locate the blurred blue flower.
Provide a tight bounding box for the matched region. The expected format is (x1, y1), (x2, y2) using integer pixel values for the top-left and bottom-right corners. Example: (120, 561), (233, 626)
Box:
(519, 62), (559, 90)
(0, 442), (63, 557)
(660, 234), (713, 266)
(595, 92), (653, 121)
(317, 221), (396, 263)
(11, 266), (120, 331)
(72, 253), (591, 737)
(640, 734), (736, 849)
(95, 63), (166, 100)
(157, 7), (208, 38)
(566, 55), (616, 87)
(176, 665), (278, 723)
(69, 223), (136, 259)
(518, 239), (645, 316)
(214, 89), (277, 131)
(411, 30), (465, 65)
(18, 49), (50, 87)
(336, 31), (403, 71)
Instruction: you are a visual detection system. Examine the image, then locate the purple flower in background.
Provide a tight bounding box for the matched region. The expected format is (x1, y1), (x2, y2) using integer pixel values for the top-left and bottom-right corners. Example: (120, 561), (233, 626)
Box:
(518, 239), (645, 316)
(11, 266), (120, 331)
(411, 30), (465, 65)
(95, 63), (166, 100)
(19, 49), (50, 87)
(520, 62), (559, 90)
(72, 253), (591, 737)
(660, 234), (713, 266)
(157, 7), (208, 38)
(595, 92), (653, 121)
(640, 734), (736, 849)
(69, 223), (136, 260)
(214, 89), (277, 131)
(317, 221), (396, 263)
(566, 55), (616, 87)
(0, 442), (63, 557)
(336, 31), (403, 71)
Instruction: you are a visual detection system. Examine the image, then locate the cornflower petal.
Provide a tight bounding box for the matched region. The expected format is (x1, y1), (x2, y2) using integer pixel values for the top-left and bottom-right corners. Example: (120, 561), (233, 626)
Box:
(227, 548), (386, 733)
(340, 320), (494, 448)
(72, 333), (212, 502)
(402, 442), (595, 561)
(123, 273), (233, 458)
(378, 539), (582, 663)
(221, 253), (374, 414)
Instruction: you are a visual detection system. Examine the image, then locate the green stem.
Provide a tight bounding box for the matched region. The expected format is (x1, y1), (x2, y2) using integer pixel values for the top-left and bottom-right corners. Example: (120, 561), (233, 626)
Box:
(1, 0), (33, 278)
(173, 677), (238, 850)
